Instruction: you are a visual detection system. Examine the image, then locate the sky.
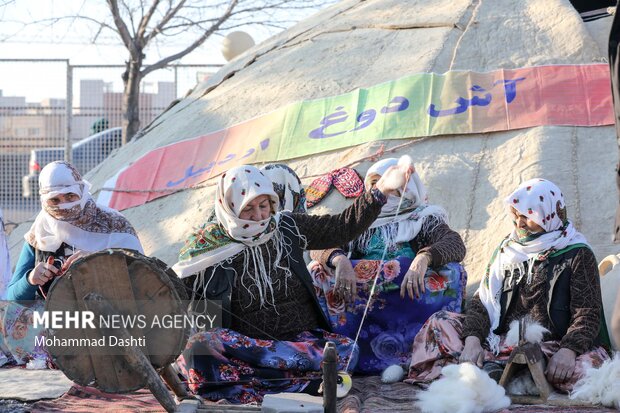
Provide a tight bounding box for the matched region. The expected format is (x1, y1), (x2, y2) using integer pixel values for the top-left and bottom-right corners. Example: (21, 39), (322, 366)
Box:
(0, 0), (333, 101)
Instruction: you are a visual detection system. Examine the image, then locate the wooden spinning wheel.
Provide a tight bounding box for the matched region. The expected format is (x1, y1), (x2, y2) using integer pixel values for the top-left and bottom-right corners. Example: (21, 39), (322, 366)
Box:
(45, 249), (191, 411)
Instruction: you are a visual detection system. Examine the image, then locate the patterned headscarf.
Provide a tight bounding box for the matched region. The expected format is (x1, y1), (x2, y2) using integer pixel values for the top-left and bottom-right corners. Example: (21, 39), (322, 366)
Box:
(24, 161), (143, 253)
(477, 178), (589, 353)
(353, 158), (447, 252)
(260, 163), (307, 213)
(215, 165), (280, 245)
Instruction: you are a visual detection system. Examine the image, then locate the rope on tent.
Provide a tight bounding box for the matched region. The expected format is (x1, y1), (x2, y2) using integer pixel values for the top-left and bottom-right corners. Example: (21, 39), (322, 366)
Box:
(448, 0), (482, 71)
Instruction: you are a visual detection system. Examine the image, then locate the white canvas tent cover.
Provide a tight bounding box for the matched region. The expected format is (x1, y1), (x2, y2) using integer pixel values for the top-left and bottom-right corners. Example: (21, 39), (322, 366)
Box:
(8, 0), (620, 289)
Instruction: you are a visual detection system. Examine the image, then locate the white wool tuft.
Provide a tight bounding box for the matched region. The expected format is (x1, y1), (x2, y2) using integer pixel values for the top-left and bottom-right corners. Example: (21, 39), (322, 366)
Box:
(381, 364), (405, 384)
(416, 363), (511, 413)
(505, 369), (539, 396)
(398, 154), (413, 168)
(380, 155), (414, 191)
(505, 318), (549, 347)
(570, 353), (620, 409)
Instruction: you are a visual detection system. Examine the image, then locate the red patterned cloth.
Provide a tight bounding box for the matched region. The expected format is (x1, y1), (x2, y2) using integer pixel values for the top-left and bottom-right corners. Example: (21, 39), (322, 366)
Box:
(306, 168), (364, 208)
(332, 168), (365, 198)
(306, 174), (335, 208)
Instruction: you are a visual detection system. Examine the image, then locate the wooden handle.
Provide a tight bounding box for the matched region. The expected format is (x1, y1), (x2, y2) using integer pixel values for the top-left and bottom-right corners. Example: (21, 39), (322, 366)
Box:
(83, 293), (177, 413)
(322, 342), (338, 413)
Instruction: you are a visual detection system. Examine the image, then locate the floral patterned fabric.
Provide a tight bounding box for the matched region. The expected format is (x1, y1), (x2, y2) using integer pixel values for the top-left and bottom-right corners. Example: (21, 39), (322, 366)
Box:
(176, 327), (358, 403)
(0, 301), (47, 366)
(310, 257), (466, 374)
(177, 223), (234, 261)
(405, 311), (610, 393)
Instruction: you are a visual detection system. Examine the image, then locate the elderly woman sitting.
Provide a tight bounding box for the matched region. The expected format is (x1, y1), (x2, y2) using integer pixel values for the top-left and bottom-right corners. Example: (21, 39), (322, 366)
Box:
(309, 158), (466, 374)
(406, 178), (610, 392)
(173, 163), (410, 403)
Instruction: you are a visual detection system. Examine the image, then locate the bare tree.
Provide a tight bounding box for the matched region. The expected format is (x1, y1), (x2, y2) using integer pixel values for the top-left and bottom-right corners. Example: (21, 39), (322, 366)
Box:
(2, 0), (333, 143)
(106, 0), (335, 143)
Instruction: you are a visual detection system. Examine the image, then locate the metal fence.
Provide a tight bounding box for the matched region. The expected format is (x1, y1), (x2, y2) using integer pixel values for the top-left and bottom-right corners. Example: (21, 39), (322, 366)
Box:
(0, 59), (222, 231)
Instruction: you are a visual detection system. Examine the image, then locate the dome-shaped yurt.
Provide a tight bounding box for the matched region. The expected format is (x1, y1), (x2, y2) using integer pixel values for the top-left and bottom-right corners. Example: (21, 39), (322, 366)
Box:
(6, 0), (620, 409)
(13, 0), (616, 289)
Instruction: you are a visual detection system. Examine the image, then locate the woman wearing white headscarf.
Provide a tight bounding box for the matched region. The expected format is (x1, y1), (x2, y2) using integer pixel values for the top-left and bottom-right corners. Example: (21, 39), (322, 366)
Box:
(406, 178), (610, 393)
(2, 161), (142, 366)
(7, 161), (142, 301)
(308, 158), (466, 373)
(173, 163), (409, 404)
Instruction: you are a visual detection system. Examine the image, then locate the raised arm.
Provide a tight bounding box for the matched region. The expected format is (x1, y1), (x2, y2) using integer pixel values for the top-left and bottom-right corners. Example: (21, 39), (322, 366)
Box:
(298, 161), (416, 250)
(293, 189), (386, 250)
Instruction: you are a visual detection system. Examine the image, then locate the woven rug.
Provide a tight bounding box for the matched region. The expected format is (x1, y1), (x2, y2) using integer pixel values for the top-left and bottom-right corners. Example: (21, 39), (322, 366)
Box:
(504, 406), (618, 413)
(22, 375), (619, 413)
(30, 385), (165, 413)
(337, 376), (618, 413)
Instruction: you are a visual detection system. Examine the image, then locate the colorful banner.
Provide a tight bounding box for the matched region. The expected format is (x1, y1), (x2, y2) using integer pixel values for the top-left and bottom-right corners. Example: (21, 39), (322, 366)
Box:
(102, 64), (613, 211)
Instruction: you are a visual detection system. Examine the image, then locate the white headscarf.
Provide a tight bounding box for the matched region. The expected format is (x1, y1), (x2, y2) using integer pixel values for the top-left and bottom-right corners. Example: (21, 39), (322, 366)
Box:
(24, 161), (143, 254)
(353, 158), (447, 252)
(0, 208), (11, 299)
(477, 178), (589, 353)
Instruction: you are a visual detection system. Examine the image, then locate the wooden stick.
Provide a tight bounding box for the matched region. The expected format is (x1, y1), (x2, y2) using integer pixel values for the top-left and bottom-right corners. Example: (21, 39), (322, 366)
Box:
(161, 364), (191, 399)
(322, 342), (337, 413)
(83, 292), (177, 413)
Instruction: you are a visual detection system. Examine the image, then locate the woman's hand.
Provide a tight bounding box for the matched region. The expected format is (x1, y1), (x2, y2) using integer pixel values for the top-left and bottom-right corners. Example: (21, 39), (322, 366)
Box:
(400, 253), (429, 300)
(546, 347), (576, 384)
(459, 336), (485, 367)
(375, 164), (414, 197)
(61, 250), (88, 272)
(28, 256), (60, 286)
(332, 254), (357, 302)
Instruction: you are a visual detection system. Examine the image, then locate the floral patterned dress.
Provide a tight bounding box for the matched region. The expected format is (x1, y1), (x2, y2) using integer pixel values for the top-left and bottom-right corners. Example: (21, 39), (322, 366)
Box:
(310, 231), (467, 374)
(0, 301), (47, 367)
(176, 328), (357, 404)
